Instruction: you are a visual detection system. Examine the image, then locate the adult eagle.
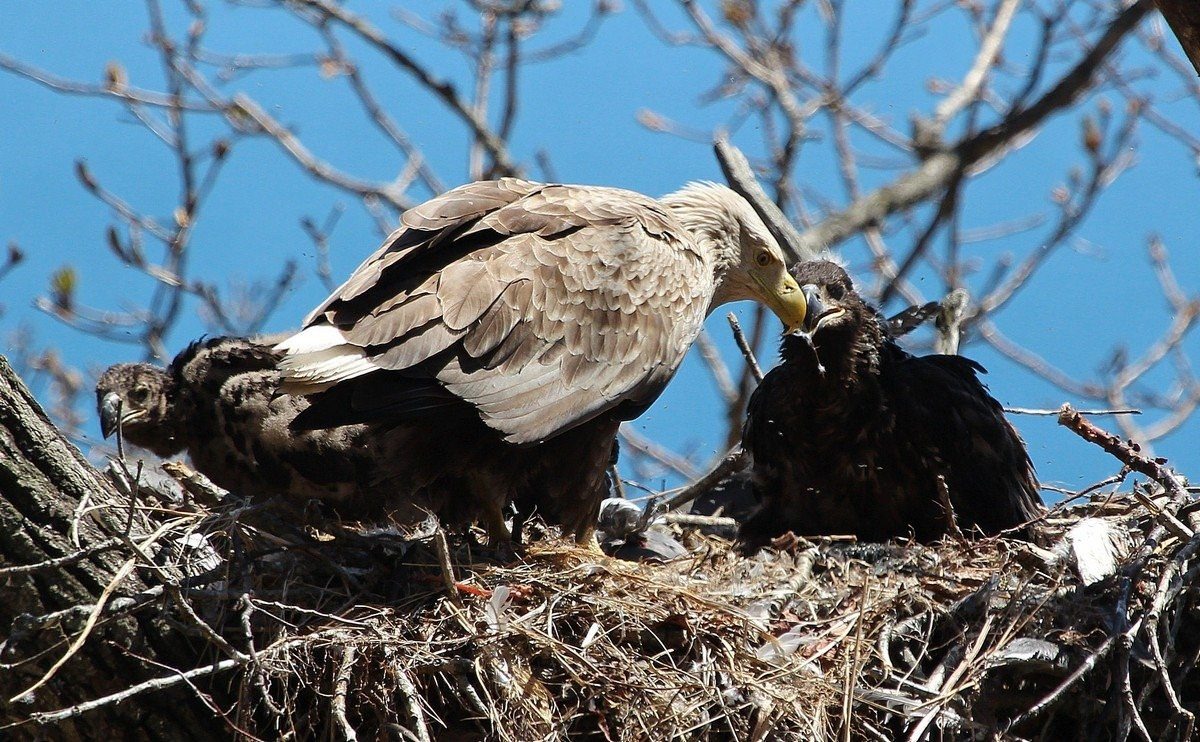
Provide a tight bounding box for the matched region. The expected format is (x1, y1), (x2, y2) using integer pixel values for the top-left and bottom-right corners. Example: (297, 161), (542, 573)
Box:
(738, 260), (1042, 552)
(277, 178), (808, 545)
(96, 337), (383, 509)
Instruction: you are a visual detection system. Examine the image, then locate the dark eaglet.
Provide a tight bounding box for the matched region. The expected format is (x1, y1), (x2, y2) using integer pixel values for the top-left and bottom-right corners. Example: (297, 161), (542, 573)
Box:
(737, 260), (1043, 553)
(95, 336), (390, 512)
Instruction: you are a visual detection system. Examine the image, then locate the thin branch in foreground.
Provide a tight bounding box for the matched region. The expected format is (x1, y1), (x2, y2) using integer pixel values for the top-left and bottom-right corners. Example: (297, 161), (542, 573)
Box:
(21, 656), (245, 727)
(1056, 404), (1188, 502)
(935, 474), (968, 546)
(727, 313), (764, 384)
(1005, 407), (1141, 416)
(714, 135), (814, 264)
(661, 447), (749, 513)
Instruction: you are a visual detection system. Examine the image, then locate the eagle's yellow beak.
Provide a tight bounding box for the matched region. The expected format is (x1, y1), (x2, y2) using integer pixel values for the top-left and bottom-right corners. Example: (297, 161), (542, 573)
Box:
(752, 265), (808, 331)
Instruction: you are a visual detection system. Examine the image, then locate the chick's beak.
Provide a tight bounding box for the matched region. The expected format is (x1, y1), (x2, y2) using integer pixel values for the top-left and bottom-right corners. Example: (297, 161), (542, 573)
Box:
(99, 392), (122, 439)
(752, 264), (807, 331)
(800, 284), (825, 333)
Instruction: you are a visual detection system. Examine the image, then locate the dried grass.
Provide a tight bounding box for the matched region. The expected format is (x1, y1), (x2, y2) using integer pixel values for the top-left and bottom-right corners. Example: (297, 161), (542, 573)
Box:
(19, 465), (1194, 741)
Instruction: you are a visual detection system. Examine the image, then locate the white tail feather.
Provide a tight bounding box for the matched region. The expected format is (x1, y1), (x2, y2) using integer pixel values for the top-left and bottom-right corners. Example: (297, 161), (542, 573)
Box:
(276, 324), (378, 389)
(274, 324), (348, 355)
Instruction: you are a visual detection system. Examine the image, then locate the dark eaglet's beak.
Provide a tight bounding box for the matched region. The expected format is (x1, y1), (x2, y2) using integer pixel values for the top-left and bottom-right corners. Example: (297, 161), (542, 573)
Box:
(793, 284), (826, 335)
(99, 392), (123, 439)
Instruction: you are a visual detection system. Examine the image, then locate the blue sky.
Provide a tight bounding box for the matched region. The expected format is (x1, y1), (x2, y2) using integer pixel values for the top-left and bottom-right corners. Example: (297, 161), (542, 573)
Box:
(2, 2), (1197, 497)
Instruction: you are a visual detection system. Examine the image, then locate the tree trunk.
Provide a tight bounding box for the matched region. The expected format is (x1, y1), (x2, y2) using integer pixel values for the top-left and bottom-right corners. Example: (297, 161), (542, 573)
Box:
(1157, 0), (1200, 76)
(0, 354), (225, 740)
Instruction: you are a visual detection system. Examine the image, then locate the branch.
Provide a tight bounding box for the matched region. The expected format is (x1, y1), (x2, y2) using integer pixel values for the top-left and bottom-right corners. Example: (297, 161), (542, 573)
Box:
(661, 447), (749, 513)
(713, 135), (813, 264)
(1056, 403), (1188, 502)
(1156, 0), (1200, 76)
(726, 313), (764, 383)
(0, 53), (216, 111)
(289, 0), (520, 177)
(932, 0), (1021, 126)
(791, 0), (1153, 256)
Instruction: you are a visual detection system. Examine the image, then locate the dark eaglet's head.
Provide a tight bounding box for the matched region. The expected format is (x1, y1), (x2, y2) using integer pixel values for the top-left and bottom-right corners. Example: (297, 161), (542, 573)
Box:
(782, 260), (882, 362)
(95, 363), (178, 454)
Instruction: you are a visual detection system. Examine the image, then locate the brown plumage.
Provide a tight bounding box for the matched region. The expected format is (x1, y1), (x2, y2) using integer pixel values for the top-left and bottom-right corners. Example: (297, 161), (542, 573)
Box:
(738, 261), (1043, 552)
(95, 337), (387, 510)
(277, 178), (810, 544)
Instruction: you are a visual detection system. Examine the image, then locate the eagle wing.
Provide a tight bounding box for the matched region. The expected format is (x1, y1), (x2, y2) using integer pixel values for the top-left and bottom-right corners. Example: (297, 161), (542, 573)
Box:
(279, 178), (712, 444)
(886, 351), (1042, 533)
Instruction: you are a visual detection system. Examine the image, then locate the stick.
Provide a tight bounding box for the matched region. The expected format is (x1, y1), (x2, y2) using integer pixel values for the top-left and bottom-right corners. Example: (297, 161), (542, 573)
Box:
(935, 474), (968, 545)
(9, 557), (138, 703)
(661, 447), (749, 512)
(1006, 407), (1140, 416)
(332, 645), (358, 741)
(662, 513), (738, 529)
(0, 538), (121, 577)
(1131, 491), (1194, 541)
(727, 313), (764, 383)
(933, 288), (969, 356)
(432, 526), (462, 608)
(1057, 404), (1188, 502)
(713, 135), (812, 264)
(394, 664), (433, 742)
(22, 656), (252, 726)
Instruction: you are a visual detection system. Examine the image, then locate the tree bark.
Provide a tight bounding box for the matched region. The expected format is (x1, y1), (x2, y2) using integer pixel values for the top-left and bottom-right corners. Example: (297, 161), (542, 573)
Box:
(0, 354), (225, 739)
(1157, 0), (1200, 76)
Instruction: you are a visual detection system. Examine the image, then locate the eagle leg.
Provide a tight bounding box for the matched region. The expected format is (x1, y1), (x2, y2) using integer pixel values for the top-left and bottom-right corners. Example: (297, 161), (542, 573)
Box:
(480, 500), (513, 547)
(573, 522), (606, 557)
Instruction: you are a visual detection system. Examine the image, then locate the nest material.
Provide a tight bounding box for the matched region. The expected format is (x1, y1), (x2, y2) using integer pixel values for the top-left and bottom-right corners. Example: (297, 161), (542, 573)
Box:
(8, 457), (1198, 741)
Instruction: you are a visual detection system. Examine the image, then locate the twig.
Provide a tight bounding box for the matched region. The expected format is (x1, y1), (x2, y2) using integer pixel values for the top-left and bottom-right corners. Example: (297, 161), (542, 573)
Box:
(161, 460), (228, 507)
(332, 645), (358, 741)
(22, 655), (251, 726)
(9, 557), (138, 703)
(619, 426), (701, 481)
(661, 447), (749, 512)
(662, 513), (738, 529)
(0, 539), (121, 577)
(933, 289), (968, 356)
(713, 135), (812, 264)
(1131, 491), (1194, 541)
(1057, 404), (1188, 502)
(694, 330), (738, 404)
(432, 525), (462, 608)
(843, 577), (871, 742)
(393, 663), (432, 742)
(1005, 407), (1140, 416)
(289, 0), (519, 177)
(790, 1), (1153, 258)
(1004, 630), (1122, 731)
(727, 313), (764, 383)
(931, 0), (1021, 126)
(934, 474), (967, 545)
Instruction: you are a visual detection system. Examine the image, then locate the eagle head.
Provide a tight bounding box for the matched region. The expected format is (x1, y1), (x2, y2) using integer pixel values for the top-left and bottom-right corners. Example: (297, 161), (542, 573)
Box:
(95, 363), (181, 455)
(782, 260), (883, 372)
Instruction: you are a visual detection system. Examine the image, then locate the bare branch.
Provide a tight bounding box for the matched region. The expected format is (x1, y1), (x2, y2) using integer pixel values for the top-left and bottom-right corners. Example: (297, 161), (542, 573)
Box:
(287, 0), (521, 177)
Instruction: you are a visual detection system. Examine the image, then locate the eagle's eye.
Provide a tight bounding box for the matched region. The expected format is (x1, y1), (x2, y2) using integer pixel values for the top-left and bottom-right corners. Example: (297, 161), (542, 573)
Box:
(755, 251), (771, 267)
(131, 386), (151, 404)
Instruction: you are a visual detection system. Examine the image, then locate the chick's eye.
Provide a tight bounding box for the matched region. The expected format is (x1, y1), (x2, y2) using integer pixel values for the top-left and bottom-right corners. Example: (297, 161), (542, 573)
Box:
(755, 252), (771, 267)
(131, 387), (150, 404)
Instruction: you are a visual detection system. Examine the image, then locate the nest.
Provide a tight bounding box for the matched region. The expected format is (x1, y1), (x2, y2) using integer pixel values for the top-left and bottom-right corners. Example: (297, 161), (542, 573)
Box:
(1, 408), (1194, 740)
(13, 452), (1194, 742)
